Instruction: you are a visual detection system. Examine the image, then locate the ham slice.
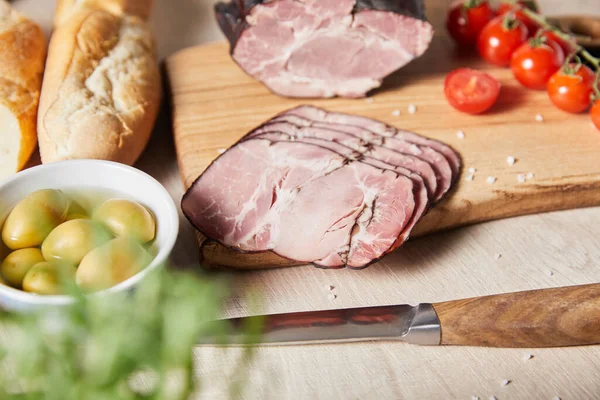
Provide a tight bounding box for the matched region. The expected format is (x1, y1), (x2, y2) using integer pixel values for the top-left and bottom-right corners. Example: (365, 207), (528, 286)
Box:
(251, 131), (430, 251)
(285, 105), (461, 179)
(215, 0), (434, 98)
(182, 106), (461, 269)
(182, 138), (416, 268)
(248, 120), (441, 201)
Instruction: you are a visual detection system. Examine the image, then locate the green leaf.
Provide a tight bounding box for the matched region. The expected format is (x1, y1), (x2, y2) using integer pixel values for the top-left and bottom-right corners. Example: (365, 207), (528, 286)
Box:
(0, 267), (261, 399)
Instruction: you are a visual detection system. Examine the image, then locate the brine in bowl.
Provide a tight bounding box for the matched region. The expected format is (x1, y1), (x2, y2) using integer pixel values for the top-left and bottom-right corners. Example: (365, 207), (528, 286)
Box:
(0, 160), (179, 312)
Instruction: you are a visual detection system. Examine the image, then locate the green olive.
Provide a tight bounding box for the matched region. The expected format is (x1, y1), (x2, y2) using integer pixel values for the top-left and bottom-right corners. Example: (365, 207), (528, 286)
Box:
(0, 248), (45, 288)
(76, 237), (152, 292)
(22, 262), (76, 295)
(2, 189), (71, 250)
(42, 219), (113, 265)
(93, 199), (155, 243)
(66, 200), (89, 221)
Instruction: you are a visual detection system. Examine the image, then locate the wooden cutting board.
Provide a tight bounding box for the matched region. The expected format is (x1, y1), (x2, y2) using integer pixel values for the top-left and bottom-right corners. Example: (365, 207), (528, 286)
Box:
(165, 35), (600, 269)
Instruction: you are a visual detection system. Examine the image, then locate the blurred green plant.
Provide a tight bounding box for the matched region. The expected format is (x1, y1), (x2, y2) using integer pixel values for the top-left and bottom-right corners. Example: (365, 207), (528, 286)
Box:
(0, 269), (261, 399)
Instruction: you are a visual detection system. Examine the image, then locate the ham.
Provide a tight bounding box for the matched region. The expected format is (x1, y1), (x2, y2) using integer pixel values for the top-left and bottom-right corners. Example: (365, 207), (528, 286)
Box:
(249, 119), (442, 201)
(182, 138), (416, 268)
(182, 106), (461, 269)
(214, 0), (434, 98)
(285, 105), (461, 179)
(251, 131), (430, 252)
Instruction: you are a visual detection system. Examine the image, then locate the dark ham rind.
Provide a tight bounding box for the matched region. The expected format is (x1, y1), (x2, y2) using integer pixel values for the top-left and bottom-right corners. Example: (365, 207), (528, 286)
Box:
(251, 132), (429, 252)
(214, 0), (433, 98)
(182, 138), (416, 269)
(353, 0), (426, 15)
(261, 116), (450, 202)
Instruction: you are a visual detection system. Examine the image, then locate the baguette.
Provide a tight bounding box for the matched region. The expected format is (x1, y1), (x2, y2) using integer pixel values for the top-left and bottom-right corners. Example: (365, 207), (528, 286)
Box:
(54, 0), (153, 27)
(38, 8), (161, 166)
(0, 1), (46, 180)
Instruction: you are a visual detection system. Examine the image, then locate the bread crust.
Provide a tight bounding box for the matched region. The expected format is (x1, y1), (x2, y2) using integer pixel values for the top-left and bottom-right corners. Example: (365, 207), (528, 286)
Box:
(38, 8), (161, 165)
(0, 1), (46, 171)
(54, 0), (153, 27)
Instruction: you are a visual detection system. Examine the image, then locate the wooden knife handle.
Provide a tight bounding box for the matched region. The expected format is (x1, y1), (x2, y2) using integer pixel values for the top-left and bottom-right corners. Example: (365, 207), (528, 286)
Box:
(432, 284), (600, 348)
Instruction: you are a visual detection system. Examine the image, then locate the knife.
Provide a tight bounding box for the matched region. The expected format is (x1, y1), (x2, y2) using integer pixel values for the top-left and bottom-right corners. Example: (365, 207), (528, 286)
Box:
(203, 284), (600, 348)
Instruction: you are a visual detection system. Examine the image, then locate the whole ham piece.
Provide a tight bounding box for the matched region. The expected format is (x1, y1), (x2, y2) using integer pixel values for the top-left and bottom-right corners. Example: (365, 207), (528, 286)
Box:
(182, 106), (461, 269)
(214, 0), (434, 98)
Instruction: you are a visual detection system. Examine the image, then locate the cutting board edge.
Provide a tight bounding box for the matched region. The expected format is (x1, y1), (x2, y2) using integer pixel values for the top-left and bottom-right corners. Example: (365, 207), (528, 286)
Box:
(195, 182), (600, 269)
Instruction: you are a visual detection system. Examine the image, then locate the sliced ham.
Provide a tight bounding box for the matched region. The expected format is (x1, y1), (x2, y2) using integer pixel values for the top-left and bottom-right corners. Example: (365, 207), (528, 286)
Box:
(182, 138), (416, 269)
(182, 106), (461, 269)
(284, 105), (462, 180)
(214, 0), (434, 98)
(251, 131), (429, 251)
(248, 121), (439, 200)
(254, 117), (450, 201)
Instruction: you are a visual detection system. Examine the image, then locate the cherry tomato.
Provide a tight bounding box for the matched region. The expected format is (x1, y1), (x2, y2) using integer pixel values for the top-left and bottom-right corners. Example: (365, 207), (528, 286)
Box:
(547, 64), (595, 113)
(447, 0), (496, 46)
(540, 30), (577, 57)
(510, 39), (564, 90)
(497, 1), (539, 37)
(497, 1), (527, 14)
(444, 68), (501, 114)
(478, 15), (529, 66)
(591, 100), (600, 131)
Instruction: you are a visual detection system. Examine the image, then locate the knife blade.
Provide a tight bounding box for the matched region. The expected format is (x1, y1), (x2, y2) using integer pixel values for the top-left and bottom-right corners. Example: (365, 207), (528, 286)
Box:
(201, 283), (600, 348)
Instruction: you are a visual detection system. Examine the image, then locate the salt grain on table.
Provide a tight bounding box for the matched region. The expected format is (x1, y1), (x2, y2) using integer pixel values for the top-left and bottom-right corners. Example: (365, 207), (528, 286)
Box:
(468, 167), (476, 174)
(392, 109), (401, 116)
(325, 285), (334, 291)
(494, 253), (502, 260)
(524, 354), (533, 361)
(552, 397), (561, 400)
(506, 156), (516, 166)
(517, 174), (526, 183)
(217, 148), (226, 154)
(547, 270), (554, 276)
(408, 104), (417, 114)
(535, 114), (544, 122)
(490, 396), (498, 400)
(328, 293), (337, 301)
(501, 379), (511, 386)
(527, 172), (534, 179)
(465, 174), (474, 181)
(457, 130), (465, 139)
(487, 176), (497, 184)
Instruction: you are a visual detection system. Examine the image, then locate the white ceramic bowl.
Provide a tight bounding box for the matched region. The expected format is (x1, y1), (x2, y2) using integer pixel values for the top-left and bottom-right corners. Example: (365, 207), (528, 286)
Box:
(0, 160), (179, 312)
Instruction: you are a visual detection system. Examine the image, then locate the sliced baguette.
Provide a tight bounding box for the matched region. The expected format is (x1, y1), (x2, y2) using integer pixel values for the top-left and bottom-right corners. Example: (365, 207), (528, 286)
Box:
(38, 8), (161, 165)
(54, 0), (153, 27)
(0, 1), (46, 180)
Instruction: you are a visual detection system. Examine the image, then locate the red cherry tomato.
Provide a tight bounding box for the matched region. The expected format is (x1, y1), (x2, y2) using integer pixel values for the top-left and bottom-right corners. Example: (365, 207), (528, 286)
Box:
(447, 0), (496, 46)
(478, 15), (529, 66)
(540, 30), (577, 57)
(497, 1), (526, 14)
(444, 68), (501, 114)
(510, 39), (565, 90)
(591, 100), (600, 131)
(497, 1), (539, 37)
(547, 64), (595, 113)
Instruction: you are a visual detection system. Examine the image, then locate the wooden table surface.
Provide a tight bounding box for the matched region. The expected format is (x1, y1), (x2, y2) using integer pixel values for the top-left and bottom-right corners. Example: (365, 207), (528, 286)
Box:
(13, 0), (600, 399)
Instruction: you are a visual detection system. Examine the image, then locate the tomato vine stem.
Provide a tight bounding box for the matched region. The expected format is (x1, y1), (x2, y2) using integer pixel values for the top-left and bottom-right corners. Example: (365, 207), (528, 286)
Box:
(499, 0), (600, 98)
